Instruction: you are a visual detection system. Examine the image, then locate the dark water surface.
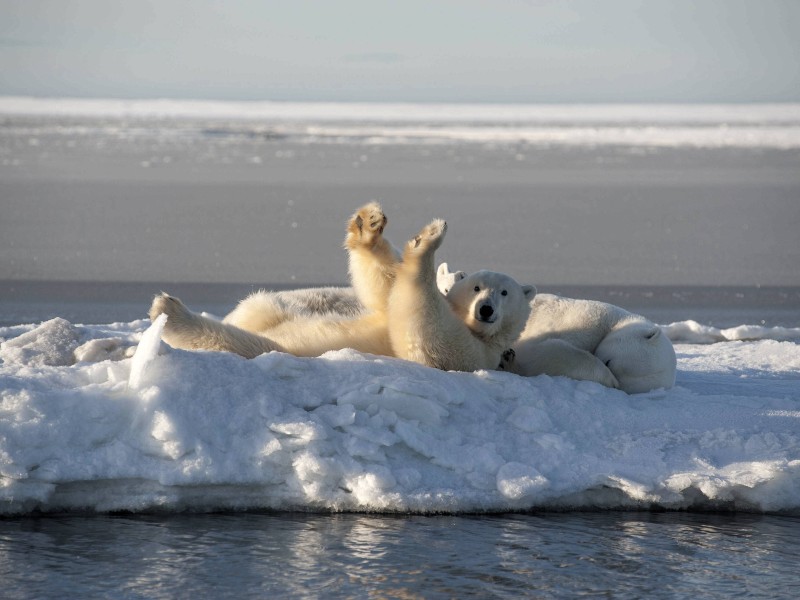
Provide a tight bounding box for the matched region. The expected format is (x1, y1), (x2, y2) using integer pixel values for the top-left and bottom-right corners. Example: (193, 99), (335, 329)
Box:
(2, 512), (798, 599)
(3, 280), (800, 329)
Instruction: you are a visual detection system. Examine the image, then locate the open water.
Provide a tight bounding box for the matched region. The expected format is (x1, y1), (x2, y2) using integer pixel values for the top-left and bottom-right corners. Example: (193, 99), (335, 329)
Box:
(2, 512), (799, 599)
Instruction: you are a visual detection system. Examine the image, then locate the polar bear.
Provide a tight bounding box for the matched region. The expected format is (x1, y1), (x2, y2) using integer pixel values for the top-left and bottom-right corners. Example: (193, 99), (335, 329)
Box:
(149, 203), (533, 373)
(438, 263), (677, 393)
(386, 219), (535, 371)
(238, 263), (675, 393)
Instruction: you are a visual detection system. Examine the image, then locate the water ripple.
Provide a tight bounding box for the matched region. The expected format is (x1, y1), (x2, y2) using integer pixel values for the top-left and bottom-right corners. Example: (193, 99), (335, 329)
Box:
(2, 512), (798, 599)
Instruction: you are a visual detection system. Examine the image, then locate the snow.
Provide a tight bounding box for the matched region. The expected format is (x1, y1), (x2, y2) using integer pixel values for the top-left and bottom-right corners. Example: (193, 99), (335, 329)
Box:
(2, 97), (800, 149)
(662, 320), (800, 344)
(1, 316), (798, 516)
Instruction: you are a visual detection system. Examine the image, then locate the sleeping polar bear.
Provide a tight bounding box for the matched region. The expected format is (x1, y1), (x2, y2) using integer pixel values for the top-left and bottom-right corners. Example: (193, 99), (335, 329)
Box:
(438, 264), (676, 393)
(149, 203), (534, 373)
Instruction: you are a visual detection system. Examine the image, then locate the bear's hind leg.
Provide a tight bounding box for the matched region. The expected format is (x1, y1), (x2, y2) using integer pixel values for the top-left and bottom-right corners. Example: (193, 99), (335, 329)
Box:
(402, 219), (447, 264)
(389, 218), (473, 370)
(150, 293), (280, 358)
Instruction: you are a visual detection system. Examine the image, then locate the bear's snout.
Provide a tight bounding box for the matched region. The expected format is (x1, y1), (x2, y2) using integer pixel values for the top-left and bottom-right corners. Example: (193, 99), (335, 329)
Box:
(478, 304), (495, 322)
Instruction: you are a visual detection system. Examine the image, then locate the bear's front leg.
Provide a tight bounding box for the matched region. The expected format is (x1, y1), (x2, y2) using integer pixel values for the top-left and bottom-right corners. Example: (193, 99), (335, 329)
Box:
(510, 338), (620, 388)
(345, 201), (388, 250)
(345, 201), (401, 313)
(499, 348), (516, 371)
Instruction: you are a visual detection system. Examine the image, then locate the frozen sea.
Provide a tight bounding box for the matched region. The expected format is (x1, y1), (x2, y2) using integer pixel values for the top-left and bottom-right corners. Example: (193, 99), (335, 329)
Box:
(1, 99), (800, 597)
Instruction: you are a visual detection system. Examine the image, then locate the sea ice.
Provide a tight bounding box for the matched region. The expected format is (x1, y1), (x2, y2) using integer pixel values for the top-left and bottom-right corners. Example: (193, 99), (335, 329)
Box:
(1, 316), (798, 515)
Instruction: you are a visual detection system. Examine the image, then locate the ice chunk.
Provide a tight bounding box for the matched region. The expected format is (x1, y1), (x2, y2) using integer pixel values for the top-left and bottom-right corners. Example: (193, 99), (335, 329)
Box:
(128, 314), (167, 389)
(0, 318), (79, 366)
(497, 463), (549, 500)
(663, 320), (800, 343)
(74, 338), (135, 363)
(338, 379), (449, 425)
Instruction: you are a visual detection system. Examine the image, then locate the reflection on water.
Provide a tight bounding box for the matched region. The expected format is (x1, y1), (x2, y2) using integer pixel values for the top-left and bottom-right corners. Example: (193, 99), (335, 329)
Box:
(2, 512), (799, 599)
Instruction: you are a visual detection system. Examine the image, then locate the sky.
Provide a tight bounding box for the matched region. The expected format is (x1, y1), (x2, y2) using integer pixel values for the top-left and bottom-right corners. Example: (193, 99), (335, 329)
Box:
(1, 0), (799, 103)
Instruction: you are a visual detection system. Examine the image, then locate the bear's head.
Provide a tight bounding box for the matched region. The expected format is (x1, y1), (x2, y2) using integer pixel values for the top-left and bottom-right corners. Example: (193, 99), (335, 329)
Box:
(444, 269), (536, 342)
(594, 319), (677, 394)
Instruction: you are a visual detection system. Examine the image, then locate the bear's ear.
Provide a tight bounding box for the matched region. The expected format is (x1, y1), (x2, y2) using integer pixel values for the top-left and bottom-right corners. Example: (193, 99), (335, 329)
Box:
(436, 263), (451, 294)
(521, 284), (537, 299)
(437, 262), (467, 281)
(436, 263), (468, 295)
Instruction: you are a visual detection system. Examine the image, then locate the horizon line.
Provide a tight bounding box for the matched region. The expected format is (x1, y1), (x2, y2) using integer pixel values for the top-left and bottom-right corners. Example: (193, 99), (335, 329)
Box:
(2, 94), (800, 108)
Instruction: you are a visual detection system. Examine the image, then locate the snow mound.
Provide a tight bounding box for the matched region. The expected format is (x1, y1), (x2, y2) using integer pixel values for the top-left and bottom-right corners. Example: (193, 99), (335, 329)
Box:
(0, 318), (80, 366)
(1, 318), (799, 515)
(663, 320), (800, 343)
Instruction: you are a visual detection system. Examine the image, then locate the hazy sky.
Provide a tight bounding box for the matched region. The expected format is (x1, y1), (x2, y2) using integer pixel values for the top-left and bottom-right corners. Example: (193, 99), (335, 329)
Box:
(1, 0), (799, 103)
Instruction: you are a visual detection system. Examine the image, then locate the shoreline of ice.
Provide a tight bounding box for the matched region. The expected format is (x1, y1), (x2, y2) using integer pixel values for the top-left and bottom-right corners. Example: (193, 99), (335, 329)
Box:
(3, 97), (800, 123)
(1, 316), (798, 516)
(3, 97), (800, 149)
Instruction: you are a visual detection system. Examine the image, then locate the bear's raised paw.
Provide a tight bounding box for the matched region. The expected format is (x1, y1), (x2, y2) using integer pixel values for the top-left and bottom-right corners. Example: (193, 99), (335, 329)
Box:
(346, 201), (387, 249)
(407, 218), (447, 254)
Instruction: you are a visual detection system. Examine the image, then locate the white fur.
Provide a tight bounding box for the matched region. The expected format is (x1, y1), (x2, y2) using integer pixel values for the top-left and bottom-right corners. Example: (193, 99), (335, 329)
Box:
(149, 203), (533, 374)
(386, 220), (534, 371)
(150, 292), (392, 359)
(438, 264), (677, 393)
(224, 287), (361, 332)
(343, 201), (401, 314)
(147, 201), (673, 391)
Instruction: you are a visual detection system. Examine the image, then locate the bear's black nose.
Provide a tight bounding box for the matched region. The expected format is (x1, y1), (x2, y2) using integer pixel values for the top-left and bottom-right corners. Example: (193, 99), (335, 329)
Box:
(479, 304), (494, 320)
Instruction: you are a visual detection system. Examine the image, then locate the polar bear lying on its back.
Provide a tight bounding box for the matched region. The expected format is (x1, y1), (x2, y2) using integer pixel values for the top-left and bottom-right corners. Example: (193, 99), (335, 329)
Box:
(149, 203), (534, 373)
(387, 223), (535, 372)
(438, 263), (677, 393)
(241, 257), (676, 393)
(149, 201), (674, 392)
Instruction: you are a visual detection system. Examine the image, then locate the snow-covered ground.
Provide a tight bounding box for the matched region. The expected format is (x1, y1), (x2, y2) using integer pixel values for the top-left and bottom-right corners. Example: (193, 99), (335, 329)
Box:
(2, 316), (798, 516)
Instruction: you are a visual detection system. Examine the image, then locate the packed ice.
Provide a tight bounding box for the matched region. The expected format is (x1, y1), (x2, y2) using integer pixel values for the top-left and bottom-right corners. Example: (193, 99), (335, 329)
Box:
(1, 316), (798, 515)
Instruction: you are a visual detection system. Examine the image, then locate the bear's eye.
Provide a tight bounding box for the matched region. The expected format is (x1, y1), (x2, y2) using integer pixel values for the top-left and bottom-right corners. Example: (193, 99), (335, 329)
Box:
(501, 290), (508, 296)
(474, 286), (480, 292)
